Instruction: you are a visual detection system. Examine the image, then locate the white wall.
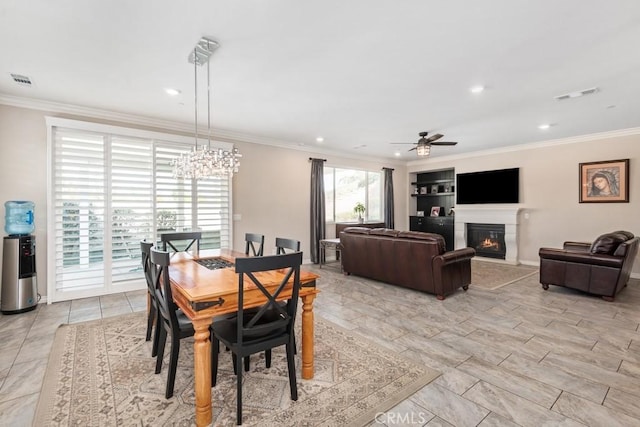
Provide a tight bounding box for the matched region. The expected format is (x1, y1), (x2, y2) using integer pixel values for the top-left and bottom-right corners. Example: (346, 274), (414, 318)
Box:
(407, 132), (640, 274)
(0, 104), (407, 297)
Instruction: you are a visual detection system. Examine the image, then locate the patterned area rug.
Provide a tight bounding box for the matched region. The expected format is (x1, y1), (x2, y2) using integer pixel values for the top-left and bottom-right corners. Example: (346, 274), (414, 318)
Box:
(35, 312), (440, 426)
(471, 259), (539, 290)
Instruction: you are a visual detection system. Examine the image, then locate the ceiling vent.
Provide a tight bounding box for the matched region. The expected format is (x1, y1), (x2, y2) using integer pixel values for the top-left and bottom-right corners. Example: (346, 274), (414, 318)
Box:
(554, 87), (599, 101)
(10, 73), (32, 86)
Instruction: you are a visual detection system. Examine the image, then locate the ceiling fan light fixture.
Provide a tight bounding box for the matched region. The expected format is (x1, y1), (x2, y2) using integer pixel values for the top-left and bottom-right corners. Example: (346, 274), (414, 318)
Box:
(416, 143), (431, 157)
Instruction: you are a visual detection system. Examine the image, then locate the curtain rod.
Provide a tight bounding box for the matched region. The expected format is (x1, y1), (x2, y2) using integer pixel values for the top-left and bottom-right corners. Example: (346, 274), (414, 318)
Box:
(382, 167), (395, 171)
(309, 157), (327, 162)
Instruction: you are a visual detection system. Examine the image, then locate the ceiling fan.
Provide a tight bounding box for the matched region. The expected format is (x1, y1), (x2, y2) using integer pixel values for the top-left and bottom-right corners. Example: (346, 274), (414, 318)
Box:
(391, 131), (458, 156)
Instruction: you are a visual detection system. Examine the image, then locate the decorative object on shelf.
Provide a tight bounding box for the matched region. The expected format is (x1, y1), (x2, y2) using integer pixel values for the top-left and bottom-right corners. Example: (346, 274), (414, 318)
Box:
(430, 206), (441, 217)
(413, 187), (419, 195)
(579, 158), (629, 203)
(448, 208), (455, 216)
(420, 187), (428, 194)
(354, 202), (366, 223)
(443, 183), (450, 193)
(430, 185), (438, 194)
(172, 37), (242, 179)
(416, 210), (425, 217)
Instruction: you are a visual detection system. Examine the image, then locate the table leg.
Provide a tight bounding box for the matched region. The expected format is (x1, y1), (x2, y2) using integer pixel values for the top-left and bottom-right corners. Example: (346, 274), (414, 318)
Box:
(192, 318), (212, 427)
(301, 293), (316, 379)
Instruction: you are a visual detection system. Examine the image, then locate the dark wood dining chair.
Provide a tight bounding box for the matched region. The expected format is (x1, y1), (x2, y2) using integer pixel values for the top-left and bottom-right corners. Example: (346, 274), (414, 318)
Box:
(275, 237), (301, 254)
(140, 240), (160, 357)
(150, 247), (199, 399)
(211, 252), (303, 425)
(160, 231), (202, 257)
(244, 233), (264, 256)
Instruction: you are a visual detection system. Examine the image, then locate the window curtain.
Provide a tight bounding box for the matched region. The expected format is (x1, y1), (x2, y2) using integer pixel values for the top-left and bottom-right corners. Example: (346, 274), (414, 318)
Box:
(310, 158), (326, 263)
(383, 167), (394, 229)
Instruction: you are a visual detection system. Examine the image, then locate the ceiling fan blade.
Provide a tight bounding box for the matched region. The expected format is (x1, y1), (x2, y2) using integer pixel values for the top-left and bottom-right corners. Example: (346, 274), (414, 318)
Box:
(408, 146), (417, 151)
(389, 142), (416, 145)
(425, 133), (444, 143)
(431, 141), (458, 146)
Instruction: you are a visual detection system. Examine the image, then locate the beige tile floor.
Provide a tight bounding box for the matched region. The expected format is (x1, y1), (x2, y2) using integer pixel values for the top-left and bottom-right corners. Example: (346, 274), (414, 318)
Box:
(1, 266), (640, 426)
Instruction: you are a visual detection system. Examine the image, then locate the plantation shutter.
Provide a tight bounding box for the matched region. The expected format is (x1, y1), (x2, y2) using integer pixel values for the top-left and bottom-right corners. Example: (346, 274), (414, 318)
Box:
(48, 118), (233, 302)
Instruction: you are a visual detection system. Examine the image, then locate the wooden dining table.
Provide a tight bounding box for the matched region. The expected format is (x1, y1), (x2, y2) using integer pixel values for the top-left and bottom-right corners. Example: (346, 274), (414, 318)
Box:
(167, 248), (320, 427)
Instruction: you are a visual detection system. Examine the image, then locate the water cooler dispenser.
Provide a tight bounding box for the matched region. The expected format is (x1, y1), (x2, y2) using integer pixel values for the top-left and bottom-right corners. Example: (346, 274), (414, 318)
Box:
(1, 201), (38, 314)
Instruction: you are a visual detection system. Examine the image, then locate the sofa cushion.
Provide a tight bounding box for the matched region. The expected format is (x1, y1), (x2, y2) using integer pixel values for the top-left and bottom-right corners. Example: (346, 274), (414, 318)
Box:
(611, 230), (634, 240)
(369, 228), (399, 237)
(590, 233), (627, 255)
(342, 227), (371, 235)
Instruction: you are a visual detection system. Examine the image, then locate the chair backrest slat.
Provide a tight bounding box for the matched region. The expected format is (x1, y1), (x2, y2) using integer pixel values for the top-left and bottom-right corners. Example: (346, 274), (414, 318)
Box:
(245, 233), (265, 257)
(140, 240), (154, 294)
(150, 248), (180, 331)
(235, 252), (302, 346)
(160, 231), (201, 256)
(275, 237), (301, 255)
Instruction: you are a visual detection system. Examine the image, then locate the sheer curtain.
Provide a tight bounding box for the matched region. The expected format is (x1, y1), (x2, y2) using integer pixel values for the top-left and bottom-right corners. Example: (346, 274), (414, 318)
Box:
(310, 158), (326, 263)
(383, 167), (394, 229)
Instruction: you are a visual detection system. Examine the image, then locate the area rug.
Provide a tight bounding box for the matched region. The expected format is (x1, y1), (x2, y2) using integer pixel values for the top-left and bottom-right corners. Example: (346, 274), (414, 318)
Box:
(471, 259), (538, 290)
(35, 311), (440, 426)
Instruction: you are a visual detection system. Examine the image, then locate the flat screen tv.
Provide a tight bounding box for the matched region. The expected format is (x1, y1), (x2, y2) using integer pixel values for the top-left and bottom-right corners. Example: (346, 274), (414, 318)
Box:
(456, 168), (519, 204)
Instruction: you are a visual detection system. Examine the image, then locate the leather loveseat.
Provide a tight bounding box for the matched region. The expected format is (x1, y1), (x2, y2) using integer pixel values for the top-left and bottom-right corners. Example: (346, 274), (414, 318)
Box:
(339, 227), (475, 300)
(538, 231), (639, 301)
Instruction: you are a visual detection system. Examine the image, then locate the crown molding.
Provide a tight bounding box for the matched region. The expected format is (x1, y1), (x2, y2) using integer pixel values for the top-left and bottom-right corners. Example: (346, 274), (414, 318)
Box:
(3, 93), (635, 169)
(0, 93), (405, 166)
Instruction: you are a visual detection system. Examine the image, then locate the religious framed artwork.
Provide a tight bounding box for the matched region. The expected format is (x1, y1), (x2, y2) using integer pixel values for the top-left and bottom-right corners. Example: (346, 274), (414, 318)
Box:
(430, 206), (441, 217)
(579, 159), (629, 203)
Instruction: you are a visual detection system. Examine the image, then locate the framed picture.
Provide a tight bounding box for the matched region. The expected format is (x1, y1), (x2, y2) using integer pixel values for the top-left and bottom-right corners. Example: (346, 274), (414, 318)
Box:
(419, 186), (428, 194)
(430, 185), (438, 194)
(416, 210), (425, 217)
(430, 206), (441, 217)
(579, 159), (629, 203)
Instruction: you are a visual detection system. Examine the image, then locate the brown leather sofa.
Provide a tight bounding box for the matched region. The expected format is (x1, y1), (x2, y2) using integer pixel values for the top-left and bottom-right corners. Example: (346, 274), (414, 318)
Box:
(339, 227), (475, 300)
(538, 231), (639, 301)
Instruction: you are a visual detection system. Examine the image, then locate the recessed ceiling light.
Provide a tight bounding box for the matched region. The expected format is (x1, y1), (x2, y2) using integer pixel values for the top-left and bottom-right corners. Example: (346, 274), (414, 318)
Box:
(538, 124), (551, 130)
(394, 152), (401, 157)
(470, 85), (484, 94)
(165, 88), (181, 96)
(316, 137), (324, 143)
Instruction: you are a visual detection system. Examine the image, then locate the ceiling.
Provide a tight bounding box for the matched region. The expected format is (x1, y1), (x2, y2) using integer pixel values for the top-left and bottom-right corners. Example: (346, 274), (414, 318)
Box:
(1, 1), (640, 161)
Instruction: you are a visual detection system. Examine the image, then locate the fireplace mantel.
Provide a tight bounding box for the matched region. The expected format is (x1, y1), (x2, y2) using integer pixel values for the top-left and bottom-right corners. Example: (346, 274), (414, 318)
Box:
(454, 206), (522, 264)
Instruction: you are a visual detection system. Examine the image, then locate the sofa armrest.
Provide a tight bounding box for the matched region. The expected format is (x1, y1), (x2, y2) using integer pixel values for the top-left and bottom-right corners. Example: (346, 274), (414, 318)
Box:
(563, 241), (591, 252)
(539, 248), (623, 268)
(433, 247), (476, 268)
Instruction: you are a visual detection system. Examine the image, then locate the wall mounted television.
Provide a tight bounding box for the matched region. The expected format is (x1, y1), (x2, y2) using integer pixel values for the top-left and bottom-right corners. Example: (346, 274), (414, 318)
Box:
(456, 167), (519, 204)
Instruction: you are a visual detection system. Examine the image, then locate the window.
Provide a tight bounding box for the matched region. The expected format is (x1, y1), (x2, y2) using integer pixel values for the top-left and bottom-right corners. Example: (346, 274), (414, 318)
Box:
(324, 166), (382, 223)
(47, 118), (233, 301)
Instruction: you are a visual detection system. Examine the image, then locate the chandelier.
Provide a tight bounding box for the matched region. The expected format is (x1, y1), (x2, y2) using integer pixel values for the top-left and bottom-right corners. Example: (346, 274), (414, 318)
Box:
(172, 37), (241, 179)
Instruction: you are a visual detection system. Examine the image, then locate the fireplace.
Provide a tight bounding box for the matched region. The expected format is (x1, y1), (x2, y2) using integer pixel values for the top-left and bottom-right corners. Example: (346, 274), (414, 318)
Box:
(453, 206), (522, 264)
(467, 223), (506, 259)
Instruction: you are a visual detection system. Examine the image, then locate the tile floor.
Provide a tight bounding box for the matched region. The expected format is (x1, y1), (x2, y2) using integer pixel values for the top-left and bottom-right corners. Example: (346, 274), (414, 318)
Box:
(1, 265), (640, 426)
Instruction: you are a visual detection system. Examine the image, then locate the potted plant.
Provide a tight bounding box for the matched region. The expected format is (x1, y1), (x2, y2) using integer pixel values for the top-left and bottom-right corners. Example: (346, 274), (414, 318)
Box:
(353, 202), (366, 224)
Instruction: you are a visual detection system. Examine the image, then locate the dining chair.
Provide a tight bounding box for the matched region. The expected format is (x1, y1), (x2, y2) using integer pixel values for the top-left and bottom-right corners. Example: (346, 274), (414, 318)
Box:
(275, 237), (301, 254)
(150, 247), (198, 399)
(244, 233), (264, 256)
(211, 252), (303, 425)
(140, 240), (160, 357)
(160, 231), (202, 257)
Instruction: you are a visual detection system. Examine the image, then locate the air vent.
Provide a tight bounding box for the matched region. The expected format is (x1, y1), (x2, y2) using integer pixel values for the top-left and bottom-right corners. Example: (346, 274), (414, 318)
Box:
(554, 87), (599, 101)
(10, 73), (32, 86)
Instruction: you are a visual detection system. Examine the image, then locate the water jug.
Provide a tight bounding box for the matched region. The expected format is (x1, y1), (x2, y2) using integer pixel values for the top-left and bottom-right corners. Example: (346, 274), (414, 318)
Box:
(4, 201), (35, 235)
